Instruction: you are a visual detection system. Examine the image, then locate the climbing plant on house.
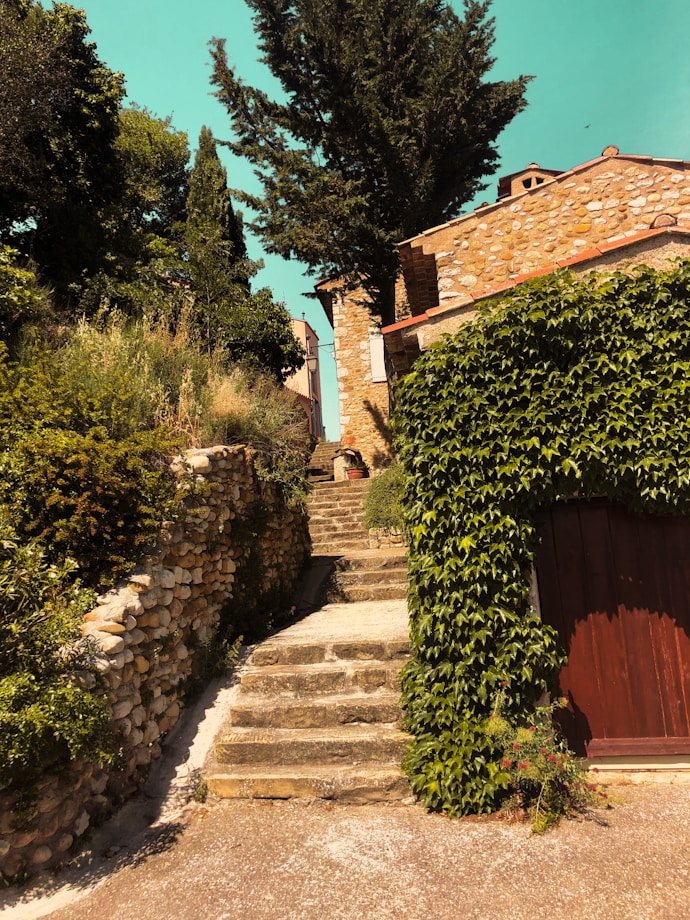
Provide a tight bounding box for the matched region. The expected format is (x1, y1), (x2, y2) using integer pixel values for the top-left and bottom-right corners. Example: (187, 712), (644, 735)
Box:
(393, 260), (690, 815)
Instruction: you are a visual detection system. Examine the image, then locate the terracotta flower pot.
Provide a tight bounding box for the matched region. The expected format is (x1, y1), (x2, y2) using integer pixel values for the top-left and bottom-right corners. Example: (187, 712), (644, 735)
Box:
(346, 467), (365, 480)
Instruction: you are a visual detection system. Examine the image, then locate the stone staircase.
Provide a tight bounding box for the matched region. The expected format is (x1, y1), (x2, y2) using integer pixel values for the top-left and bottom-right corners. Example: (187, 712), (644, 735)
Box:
(203, 471), (411, 803)
(307, 439), (341, 482)
(204, 603), (410, 802)
(309, 479), (408, 602)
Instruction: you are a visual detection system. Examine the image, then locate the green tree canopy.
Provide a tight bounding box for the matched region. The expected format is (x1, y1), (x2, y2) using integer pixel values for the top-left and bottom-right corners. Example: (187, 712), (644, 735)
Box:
(0, 0), (124, 295)
(77, 106), (190, 318)
(211, 0), (529, 323)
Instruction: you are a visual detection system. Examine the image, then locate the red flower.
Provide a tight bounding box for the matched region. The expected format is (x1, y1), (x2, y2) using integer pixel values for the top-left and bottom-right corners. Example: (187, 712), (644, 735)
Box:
(547, 754), (558, 763)
(501, 681), (508, 688)
(513, 743), (521, 751)
(539, 747), (547, 754)
(529, 726), (536, 732)
(502, 759), (512, 768)
(518, 761), (528, 770)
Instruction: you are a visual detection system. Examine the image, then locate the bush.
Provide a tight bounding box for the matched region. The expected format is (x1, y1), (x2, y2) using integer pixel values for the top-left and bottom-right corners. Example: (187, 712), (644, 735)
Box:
(0, 306), (311, 789)
(362, 462), (404, 531)
(0, 520), (111, 790)
(56, 312), (311, 505)
(485, 694), (605, 833)
(0, 246), (52, 345)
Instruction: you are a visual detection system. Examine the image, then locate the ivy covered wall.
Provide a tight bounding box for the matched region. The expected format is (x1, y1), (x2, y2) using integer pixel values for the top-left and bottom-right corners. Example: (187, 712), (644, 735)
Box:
(394, 260), (690, 815)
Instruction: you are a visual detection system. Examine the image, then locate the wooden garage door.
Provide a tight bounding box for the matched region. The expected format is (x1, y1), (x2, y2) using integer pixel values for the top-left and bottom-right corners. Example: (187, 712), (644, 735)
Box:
(536, 501), (690, 757)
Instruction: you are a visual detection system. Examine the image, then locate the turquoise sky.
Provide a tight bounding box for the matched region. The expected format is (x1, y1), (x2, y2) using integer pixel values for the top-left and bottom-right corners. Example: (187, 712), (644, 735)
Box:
(73, 0), (690, 439)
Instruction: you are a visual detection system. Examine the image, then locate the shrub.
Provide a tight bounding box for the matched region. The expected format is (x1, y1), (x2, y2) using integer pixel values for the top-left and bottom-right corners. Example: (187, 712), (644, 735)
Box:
(55, 312), (311, 505)
(0, 305), (310, 789)
(485, 694), (605, 833)
(362, 462), (404, 531)
(0, 520), (111, 790)
(0, 429), (181, 586)
(0, 246), (52, 345)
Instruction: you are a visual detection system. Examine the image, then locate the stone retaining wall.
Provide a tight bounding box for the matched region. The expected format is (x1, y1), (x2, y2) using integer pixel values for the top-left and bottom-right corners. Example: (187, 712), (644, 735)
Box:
(0, 445), (310, 882)
(368, 528), (408, 549)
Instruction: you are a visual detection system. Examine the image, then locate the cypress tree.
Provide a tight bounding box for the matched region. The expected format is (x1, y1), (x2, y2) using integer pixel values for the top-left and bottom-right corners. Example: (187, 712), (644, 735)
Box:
(211, 0), (530, 324)
(185, 125), (250, 307)
(185, 127), (304, 382)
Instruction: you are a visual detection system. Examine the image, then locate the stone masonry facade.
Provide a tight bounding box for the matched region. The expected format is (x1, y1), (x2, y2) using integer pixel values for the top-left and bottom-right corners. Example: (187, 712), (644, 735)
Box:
(330, 286), (393, 471)
(322, 147), (690, 455)
(0, 445), (309, 882)
(384, 148), (690, 375)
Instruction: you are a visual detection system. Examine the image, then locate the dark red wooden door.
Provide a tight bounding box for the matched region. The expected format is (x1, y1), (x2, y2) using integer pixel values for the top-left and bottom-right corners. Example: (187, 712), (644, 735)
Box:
(536, 501), (690, 757)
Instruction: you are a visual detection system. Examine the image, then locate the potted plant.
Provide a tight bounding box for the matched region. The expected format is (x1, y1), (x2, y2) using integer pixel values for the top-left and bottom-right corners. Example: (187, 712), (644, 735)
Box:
(341, 447), (368, 479)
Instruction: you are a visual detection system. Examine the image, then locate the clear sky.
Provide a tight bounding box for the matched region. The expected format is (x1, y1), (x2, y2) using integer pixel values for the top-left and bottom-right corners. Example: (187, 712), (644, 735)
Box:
(71, 0), (690, 440)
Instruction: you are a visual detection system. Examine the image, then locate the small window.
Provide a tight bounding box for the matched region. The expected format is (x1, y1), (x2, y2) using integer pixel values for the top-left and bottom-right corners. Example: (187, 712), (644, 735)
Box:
(368, 330), (386, 383)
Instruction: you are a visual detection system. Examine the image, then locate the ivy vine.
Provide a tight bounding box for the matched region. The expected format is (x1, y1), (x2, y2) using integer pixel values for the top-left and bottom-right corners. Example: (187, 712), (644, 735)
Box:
(393, 260), (690, 815)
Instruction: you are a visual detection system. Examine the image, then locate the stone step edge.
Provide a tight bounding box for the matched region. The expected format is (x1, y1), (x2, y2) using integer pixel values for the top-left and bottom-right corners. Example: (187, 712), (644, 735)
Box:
(228, 685), (402, 712)
(225, 694), (405, 728)
(216, 724), (409, 744)
(214, 727), (410, 766)
(204, 764), (411, 803)
(250, 640), (410, 667)
(332, 570), (408, 585)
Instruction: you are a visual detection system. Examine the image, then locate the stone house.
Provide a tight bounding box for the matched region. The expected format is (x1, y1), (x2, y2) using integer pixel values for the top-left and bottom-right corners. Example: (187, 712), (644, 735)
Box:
(317, 145), (690, 469)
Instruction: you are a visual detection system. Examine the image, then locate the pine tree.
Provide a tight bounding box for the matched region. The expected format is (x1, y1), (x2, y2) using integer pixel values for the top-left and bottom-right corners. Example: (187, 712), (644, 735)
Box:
(211, 0), (530, 324)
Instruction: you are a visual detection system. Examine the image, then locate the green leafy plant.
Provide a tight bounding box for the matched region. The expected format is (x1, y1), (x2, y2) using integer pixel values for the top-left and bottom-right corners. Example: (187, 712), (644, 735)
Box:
(394, 260), (690, 816)
(363, 462), (404, 532)
(485, 694), (606, 833)
(0, 519), (112, 792)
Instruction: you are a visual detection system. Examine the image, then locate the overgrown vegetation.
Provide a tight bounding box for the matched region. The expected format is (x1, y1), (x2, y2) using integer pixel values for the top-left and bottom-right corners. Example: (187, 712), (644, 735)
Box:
(362, 462), (405, 532)
(0, 0), (313, 809)
(0, 287), (310, 794)
(485, 694), (606, 833)
(394, 261), (690, 818)
(0, 519), (113, 789)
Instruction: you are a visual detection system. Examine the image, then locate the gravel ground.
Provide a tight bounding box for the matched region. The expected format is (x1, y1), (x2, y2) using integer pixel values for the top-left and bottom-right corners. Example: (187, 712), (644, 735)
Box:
(2, 782), (689, 920)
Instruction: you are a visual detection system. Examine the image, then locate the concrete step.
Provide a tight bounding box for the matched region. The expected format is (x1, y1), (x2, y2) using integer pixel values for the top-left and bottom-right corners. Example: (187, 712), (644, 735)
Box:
(332, 567), (408, 587)
(311, 539), (373, 554)
(309, 526), (369, 543)
(205, 763), (410, 803)
(214, 725), (409, 766)
(308, 503), (368, 518)
(226, 692), (405, 729)
(334, 549), (407, 571)
(308, 498), (368, 514)
(239, 659), (404, 697)
(204, 600), (411, 804)
(327, 583), (408, 603)
(309, 518), (368, 532)
(311, 480), (370, 493)
(249, 637), (409, 667)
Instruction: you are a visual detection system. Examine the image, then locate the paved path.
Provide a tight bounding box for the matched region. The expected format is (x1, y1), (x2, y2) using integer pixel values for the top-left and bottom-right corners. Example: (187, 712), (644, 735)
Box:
(1, 599), (689, 920)
(2, 784), (689, 920)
